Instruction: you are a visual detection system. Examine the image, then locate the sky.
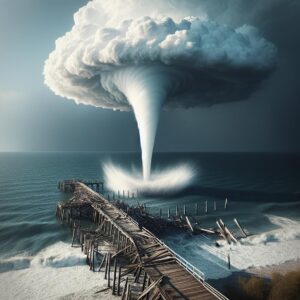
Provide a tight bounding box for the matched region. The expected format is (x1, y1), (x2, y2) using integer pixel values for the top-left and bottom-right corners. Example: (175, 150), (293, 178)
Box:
(0, 0), (299, 152)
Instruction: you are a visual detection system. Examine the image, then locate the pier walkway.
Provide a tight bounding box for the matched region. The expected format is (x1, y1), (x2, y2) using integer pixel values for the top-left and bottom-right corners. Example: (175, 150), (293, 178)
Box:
(56, 181), (228, 300)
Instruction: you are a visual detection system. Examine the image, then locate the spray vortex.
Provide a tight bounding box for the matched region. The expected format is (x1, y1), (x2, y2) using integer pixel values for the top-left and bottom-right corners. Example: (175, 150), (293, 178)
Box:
(44, 0), (276, 189)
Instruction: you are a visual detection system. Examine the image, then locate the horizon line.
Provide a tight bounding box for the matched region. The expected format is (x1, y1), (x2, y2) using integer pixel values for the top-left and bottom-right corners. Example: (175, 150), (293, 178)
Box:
(0, 150), (299, 154)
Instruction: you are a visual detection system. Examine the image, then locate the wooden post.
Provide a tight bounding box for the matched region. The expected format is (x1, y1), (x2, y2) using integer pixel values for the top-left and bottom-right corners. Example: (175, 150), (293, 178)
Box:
(107, 253), (111, 287)
(146, 277), (151, 300)
(234, 218), (247, 238)
(61, 208), (64, 222)
(205, 200), (208, 213)
(117, 266), (122, 296)
(104, 252), (109, 279)
(167, 208), (170, 219)
(112, 258), (117, 295)
(89, 243), (93, 270)
(117, 231), (120, 250)
(98, 253), (107, 272)
(227, 253), (231, 269)
(92, 247), (95, 271)
(112, 230), (116, 245)
(186, 216), (194, 233)
(110, 223), (114, 236)
(135, 267), (142, 283)
(142, 272), (147, 291)
(71, 226), (76, 247)
(126, 284), (131, 300)
(183, 204), (186, 216)
(225, 198), (228, 209)
(121, 277), (128, 299)
(127, 190), (130, 198)
(80, 232), (84, 252)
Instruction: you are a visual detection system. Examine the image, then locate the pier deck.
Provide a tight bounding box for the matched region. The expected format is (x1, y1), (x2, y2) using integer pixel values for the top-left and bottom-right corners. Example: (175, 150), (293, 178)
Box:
(56, 181), (227, 300)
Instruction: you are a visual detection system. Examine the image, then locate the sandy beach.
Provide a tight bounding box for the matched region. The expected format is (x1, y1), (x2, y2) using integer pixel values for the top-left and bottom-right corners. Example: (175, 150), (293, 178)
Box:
(0, 242), (121, 300)
(0, 266), (120, 300)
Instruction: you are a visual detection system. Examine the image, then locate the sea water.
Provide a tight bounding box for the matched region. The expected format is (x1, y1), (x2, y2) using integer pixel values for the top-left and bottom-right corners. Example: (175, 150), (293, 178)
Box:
(0, 152), (299, 296)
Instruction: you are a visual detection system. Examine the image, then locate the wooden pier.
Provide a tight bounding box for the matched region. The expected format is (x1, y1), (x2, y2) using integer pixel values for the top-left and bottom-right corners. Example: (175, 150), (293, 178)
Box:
(56, 180), (228, 300)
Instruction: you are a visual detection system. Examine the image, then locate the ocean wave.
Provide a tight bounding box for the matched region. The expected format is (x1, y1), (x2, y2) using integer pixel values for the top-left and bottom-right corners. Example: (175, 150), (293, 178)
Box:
(30, 242), (86, 268)
(0, 242), (102, 300)
(0, 242), (86, 273)
(0, 257), (31, 273)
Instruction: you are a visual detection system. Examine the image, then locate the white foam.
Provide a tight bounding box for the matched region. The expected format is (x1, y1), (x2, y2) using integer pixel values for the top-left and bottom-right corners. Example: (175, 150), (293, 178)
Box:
(103, 161), (196, 195)
(30, 241), (86, 268)
(215, 215), (300, 269)
(0, 242), (116, 300)
(165, 215), (300, 280)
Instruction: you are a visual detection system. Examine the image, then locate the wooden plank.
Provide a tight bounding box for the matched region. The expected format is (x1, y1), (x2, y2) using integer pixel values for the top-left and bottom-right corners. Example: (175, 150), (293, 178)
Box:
(137, 276), (164, 300)
(186, 216), (194, 232)
(234, 218), (247, 237)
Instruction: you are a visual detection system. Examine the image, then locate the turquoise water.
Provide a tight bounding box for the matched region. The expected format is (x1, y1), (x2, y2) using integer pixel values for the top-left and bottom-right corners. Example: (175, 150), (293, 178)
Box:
(0, 152), (299, 277)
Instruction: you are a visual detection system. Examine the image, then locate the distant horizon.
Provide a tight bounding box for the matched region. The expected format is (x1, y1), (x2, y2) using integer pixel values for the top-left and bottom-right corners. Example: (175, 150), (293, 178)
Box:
(1, 150), (299, 154)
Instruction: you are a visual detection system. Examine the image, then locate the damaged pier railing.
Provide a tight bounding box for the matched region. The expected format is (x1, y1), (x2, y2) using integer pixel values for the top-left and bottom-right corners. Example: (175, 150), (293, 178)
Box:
(56, 180), (228, 300)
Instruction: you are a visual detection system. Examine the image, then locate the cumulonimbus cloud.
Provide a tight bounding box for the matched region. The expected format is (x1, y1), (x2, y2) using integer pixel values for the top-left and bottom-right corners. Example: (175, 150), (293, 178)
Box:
(44, 0), (276, 111)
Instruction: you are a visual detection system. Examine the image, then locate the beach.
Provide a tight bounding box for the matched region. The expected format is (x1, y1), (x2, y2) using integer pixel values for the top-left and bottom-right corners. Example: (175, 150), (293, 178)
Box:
(0, 242), (120, 300)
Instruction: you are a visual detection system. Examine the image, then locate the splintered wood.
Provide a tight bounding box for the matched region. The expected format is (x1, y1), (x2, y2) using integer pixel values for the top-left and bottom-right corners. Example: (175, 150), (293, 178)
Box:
(56, 181), (227, 300)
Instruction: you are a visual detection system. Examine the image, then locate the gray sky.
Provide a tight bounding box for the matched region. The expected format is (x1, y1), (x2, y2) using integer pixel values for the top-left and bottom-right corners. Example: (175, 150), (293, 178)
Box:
(0, 0), (299, 152)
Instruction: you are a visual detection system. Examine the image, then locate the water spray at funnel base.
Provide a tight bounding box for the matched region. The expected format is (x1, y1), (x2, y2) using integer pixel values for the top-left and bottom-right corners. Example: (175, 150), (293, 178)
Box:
(103, 162), (196, 195)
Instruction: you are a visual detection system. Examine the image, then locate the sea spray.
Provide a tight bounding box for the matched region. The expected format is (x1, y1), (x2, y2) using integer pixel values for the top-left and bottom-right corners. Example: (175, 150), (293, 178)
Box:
(103, 161), (195, 195)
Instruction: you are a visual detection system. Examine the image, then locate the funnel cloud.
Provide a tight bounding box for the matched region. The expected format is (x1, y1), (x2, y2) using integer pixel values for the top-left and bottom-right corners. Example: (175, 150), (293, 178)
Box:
(44, 0), (277, 186)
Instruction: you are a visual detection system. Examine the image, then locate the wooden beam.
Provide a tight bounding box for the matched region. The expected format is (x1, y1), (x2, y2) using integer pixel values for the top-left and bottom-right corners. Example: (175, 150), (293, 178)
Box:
(112, 258), (117, 295)
(186, 216), (194, 233)
(137, 276), (164, 300)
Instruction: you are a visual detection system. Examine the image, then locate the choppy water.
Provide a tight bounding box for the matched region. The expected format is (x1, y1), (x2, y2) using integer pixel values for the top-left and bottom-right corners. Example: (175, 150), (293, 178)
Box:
(0, 152), (299, 292)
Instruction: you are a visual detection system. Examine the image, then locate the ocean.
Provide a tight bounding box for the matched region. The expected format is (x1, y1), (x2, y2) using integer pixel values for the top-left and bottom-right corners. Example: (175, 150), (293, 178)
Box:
(0, 152), (299, 297)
